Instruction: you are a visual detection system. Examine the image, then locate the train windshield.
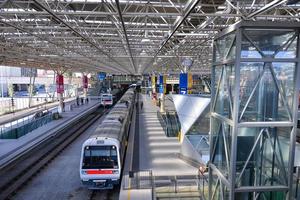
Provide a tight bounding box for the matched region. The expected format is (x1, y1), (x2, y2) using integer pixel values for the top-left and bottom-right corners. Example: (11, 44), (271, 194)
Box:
(101, 94), (112, 101)
(82, 146), (118, 169)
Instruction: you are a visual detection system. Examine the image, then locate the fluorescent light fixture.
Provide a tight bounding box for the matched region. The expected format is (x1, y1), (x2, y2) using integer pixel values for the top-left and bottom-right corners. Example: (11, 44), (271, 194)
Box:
(40, 54), (58, 57)
(141, 38), (150, 42)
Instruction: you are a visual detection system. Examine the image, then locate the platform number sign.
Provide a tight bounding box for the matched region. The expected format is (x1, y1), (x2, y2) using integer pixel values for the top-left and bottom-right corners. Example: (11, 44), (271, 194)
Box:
(179, 73), (188, 94)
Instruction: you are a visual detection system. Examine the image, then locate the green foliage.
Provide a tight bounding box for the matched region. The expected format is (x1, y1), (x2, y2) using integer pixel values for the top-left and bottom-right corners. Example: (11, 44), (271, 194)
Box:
(8, 84), (14, 97)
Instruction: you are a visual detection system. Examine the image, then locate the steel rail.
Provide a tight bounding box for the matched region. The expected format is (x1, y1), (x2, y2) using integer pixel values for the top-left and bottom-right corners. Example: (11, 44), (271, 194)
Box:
(0, 108), (104, 199)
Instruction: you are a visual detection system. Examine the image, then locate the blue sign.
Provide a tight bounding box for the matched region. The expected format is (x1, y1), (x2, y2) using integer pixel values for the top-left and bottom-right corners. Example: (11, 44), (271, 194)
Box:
(159, 75), (164, 93)
(179, 73), (187, 94)
(98, 72), (106, 81)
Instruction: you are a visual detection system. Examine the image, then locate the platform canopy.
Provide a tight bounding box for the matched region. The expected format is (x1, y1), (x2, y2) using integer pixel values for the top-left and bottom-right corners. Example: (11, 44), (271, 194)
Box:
(0, 0), (300, 74)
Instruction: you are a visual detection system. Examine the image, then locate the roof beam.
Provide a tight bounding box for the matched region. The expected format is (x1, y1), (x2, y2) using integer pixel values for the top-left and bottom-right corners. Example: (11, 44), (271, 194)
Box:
(154, 0), (201, 58)
(32, 0), (131, 73)
(247, 0), (287, 19)
(115, 0), (136, 73)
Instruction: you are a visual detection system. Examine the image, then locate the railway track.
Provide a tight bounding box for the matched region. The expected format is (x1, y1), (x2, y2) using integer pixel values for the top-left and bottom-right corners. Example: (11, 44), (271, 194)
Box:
(0, 107), (105, 200)
(89, 186), (120, 200)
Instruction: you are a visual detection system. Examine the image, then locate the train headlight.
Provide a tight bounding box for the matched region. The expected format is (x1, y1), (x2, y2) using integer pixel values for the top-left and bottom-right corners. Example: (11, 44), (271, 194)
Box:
(112, 170), (119, 174)
(81, 170), (87, 175)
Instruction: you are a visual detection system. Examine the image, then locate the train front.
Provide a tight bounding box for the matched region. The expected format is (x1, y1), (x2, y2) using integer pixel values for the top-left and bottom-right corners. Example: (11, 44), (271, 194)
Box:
(80, 137), (121, 189)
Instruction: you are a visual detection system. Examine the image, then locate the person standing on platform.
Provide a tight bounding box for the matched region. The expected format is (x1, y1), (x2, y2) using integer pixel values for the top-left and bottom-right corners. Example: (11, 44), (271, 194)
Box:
(140, 101), (143, 110)
(76, 96), (79, 106)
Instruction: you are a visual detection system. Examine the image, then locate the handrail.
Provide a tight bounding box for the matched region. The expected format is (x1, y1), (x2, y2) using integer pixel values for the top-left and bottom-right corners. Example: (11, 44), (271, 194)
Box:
(0, 112), (55, 139)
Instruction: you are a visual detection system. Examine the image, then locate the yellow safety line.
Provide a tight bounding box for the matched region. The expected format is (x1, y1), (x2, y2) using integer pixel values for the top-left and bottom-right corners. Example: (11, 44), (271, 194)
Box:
(127, 178), (131, 200)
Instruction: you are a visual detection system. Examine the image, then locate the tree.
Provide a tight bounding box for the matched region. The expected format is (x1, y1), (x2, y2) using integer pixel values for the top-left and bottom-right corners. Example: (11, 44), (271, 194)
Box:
(8, 84), (14, 97)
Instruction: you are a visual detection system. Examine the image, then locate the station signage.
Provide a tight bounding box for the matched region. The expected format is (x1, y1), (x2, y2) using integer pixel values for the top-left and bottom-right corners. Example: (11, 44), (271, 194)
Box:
(179, 73), (187, 94)
(98, 72), (106, 81)
(56, 74), (64, 94)
(159, 75), (164, 94)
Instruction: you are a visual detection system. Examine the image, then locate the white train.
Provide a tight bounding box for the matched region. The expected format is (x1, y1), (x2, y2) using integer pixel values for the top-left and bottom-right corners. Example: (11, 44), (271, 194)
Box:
(80, 88), (135, 189)
(100, 93), (113, 106)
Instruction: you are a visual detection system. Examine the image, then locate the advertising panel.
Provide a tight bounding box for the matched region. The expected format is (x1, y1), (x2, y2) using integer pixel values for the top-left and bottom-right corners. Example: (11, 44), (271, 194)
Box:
(83, 75), (88, 89)
(56, 74), (64, 94)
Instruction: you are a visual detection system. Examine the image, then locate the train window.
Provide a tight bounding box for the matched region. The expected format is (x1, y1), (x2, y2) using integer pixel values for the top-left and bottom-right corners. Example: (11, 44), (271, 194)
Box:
(82, 146), (118, 169)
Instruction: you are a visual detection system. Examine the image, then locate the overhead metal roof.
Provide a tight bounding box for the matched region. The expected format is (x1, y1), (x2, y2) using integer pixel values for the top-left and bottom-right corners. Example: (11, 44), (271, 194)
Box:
(0, 0), (299, 74)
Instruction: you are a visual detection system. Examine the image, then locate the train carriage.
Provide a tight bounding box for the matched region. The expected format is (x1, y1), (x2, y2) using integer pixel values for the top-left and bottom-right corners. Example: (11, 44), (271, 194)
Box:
(80, 88), (135, 189)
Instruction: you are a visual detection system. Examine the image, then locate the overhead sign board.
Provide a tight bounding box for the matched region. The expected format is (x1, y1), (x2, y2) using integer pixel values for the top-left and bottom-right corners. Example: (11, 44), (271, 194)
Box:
(98, 72), (106, 81)
(179, 73), (187, 94)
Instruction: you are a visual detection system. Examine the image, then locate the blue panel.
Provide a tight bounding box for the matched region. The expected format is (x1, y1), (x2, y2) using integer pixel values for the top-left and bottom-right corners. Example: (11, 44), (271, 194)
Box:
(98, 72), (106, 81)
(179, 73), (187, 94)
(159, 75), (164, 93)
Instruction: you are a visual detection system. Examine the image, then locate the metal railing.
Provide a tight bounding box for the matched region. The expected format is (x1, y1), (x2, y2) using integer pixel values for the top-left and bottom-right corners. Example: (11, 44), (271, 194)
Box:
(0, 111), (56, 139)
(0, 97), (57, 115)
(123, 170), (207, 200)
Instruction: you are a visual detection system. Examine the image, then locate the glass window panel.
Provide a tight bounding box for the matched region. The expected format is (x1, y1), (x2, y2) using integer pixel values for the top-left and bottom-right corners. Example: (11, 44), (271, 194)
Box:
(275, 35), (297, 58)
(236, 127), (291, 187)
(210, 176), (220, 200)
(227, 43), (236, 60)
(214, 65), (235, 119)
(211, 118), (232, 174)
(212, 66), (222, 93)
(214, 33), (236, 62)
(242, 29), (295, 57)
(235, 192), (286, 200)
(187, 110), (210, 135)
(239, 62), (264, 121)
(241, 34), (263, 58)
(272, 62), (295, 114)
(239, 62), (293, 122)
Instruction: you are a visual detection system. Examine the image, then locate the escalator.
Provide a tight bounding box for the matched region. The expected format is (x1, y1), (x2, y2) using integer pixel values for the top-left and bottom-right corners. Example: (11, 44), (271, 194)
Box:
(202, 77), (211, 93)
(158, 111), (181, 137)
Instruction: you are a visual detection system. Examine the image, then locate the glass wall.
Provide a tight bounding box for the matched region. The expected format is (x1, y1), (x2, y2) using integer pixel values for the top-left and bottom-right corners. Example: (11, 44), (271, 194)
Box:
(209, 22), (299, 200)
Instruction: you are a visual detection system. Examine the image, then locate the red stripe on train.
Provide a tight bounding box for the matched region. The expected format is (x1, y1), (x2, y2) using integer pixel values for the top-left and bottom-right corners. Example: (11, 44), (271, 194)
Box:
(86, 170), (113, 174)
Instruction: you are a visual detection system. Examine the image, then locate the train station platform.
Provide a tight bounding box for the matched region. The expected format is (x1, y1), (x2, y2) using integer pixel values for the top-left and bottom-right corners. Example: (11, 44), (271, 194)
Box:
(120, 94), (198, 200)
(0, 99), (100, 170)
(0, 97), (77, 126)
(138, 94), (197, 176)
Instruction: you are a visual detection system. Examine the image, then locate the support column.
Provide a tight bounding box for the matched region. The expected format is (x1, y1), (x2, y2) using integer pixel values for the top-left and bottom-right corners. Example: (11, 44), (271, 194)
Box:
(28, 68), (36, 108)
(151, 74), (157, 104)
(159, 74), (166, 112)
(82, 74), (88, 103)
(160, 93), (165, 112)
(56, 73), (64, 113)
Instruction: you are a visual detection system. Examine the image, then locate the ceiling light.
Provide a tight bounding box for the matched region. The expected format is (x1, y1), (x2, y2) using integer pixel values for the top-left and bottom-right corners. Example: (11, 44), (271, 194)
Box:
(141, 38), (150, 42)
